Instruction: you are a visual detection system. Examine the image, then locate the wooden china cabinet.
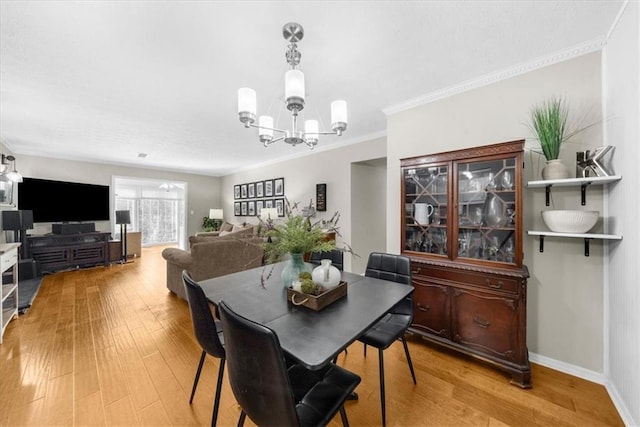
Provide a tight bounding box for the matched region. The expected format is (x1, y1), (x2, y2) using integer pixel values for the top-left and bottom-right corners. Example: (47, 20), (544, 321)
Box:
(401, 139), (530, 388)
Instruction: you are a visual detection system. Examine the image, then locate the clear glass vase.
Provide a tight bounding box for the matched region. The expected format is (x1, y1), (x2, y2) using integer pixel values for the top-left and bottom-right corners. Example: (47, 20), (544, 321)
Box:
(281, 253), (312, 288)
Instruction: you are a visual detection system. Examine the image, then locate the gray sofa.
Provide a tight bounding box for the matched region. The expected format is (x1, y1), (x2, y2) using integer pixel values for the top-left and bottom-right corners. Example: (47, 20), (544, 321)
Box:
(162, 236), (264, 300)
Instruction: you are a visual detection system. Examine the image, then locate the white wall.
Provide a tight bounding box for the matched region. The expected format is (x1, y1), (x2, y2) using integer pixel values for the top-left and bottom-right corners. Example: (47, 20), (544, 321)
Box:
(603, 2), (640, 425)
(221, 137), (386, 272)
(16, 154), (221, 247)
(387, 53), (607, 373)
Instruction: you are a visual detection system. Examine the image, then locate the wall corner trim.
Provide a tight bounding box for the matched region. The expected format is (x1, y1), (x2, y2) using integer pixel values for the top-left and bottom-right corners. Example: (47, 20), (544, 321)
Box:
(382, 37), (607, 116)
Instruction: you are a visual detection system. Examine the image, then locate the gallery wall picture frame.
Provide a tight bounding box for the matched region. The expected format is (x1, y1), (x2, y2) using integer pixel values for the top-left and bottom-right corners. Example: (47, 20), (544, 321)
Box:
(256, 181), (264, 198)
(234, 202), (241, 216)
(240, 201), (248, 216)
(316, 183), (327, 211)
(256, 200), (264, 216)
(240, 184), (248, 199)
(274, 178), (285, 196)
(265, 199), (274, 209)
(248, 200), (256, 216)
(264, 179), (274, 197)
(275, 198), (285, 217)
(234, 185), (241, 200)
(248, 182), (255, 198)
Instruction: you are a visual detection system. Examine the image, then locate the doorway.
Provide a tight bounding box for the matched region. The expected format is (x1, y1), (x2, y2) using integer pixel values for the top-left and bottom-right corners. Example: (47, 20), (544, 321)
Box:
(112, 177), (187, 248)
(350, 158), (387, 274)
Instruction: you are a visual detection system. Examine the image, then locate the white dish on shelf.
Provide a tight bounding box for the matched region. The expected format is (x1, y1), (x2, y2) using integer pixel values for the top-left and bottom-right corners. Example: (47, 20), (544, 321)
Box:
(541, 210), (598, 233)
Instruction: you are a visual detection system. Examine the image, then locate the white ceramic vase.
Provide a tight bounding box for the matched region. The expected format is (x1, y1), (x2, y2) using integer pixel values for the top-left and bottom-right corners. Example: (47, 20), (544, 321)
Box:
(311, 259), (341, 290)
(542, 159), (571, 180)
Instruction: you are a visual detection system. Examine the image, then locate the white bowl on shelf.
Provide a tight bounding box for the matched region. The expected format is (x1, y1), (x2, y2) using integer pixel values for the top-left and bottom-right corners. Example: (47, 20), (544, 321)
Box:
(541, 210), (599, 233)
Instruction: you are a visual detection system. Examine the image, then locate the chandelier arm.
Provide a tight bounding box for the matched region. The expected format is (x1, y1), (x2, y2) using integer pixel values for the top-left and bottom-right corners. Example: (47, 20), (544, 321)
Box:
(264, 136), (285, 146)
(248, 123), (288, 134)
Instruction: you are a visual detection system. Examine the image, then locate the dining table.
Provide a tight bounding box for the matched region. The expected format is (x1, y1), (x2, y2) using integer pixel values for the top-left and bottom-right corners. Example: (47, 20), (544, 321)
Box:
(198, 261), (414, 371)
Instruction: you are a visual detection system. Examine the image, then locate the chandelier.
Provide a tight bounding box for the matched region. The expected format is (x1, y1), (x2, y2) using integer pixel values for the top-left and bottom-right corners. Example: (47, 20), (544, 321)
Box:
(237, 22), (348, 149)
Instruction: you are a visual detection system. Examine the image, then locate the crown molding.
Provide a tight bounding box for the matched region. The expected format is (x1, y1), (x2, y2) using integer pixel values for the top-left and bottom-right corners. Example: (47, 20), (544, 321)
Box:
(383, 37), (607, 116)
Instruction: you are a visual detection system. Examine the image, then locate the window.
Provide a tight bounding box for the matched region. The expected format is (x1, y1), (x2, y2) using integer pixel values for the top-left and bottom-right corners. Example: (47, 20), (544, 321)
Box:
(113, 177), (187, 247)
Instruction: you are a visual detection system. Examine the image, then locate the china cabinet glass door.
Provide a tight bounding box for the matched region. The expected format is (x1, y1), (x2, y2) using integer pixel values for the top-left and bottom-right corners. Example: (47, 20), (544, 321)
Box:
(455, 157), (517, 264)
(403, 163), (449, 256)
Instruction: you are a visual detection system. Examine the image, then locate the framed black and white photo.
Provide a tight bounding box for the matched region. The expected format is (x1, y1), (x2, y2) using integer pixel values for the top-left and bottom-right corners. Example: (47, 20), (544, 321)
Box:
(234, 185), (241, 200)
(256, 200), (264, 216)
(248, 182), (255, 198)
(274, 178), (284, 196)
(234, 202), (241, 216)
(248, 200), (256, 216)
(275, 198), (285, 217)
(240, 201), (248, 216)
(265, 199), (274, 209)
(316, 183), (327, 211)
(240, 184), (248, 199)
(256, 181), (264, 198)
(264, 179), (273, 197)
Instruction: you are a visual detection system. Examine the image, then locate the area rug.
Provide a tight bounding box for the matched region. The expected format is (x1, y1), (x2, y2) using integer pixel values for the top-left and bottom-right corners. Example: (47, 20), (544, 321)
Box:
(17, 278), (43, 314)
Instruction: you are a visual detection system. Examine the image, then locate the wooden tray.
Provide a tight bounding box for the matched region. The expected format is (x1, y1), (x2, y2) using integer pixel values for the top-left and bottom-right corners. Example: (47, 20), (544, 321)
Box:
(287, 281), (348, 311)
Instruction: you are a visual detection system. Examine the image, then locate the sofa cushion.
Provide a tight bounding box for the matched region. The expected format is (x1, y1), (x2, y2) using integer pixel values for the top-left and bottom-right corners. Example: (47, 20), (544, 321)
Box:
(220, 221), (234, 232)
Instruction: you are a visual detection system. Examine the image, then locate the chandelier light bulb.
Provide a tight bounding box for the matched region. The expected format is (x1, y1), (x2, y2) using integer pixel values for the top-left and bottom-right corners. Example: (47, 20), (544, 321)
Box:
(285, 70), (305, 111)
(331, 100), (348, 134)
(304, 120), (319, 146)
(238, 88), (257, 126)
(259, 116), (274, 144)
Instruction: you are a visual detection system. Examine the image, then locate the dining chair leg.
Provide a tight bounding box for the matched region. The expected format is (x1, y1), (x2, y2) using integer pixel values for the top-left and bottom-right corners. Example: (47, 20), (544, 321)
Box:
(211, 359), (225, 427)
(378, 348), (386, 427)
(237, 410), (246, 427)
(401, 337), (417, 385)
(339, 406), (350, 427)
(189, 350), (207, 404)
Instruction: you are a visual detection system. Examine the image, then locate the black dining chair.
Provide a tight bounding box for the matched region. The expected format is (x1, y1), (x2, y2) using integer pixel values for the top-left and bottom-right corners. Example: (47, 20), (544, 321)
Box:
(182, 271), (226, 427)
(217, 300), (361, 427)
(309, 249), (344, 271)
(357, 252), (417, 427)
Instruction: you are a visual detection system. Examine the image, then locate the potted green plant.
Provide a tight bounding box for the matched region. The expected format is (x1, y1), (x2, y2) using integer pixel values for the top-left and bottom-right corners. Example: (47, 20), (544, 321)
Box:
(529, 96), (572, 180)
(261, 200), (343, 288)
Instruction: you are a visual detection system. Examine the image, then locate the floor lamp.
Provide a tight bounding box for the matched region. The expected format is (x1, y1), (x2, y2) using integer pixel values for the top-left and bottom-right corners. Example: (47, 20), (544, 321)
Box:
(115, 210), (131, 263)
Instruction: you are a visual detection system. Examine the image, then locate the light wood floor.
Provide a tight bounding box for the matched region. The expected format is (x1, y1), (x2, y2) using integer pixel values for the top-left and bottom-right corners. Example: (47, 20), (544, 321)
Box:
(0, 246), (624, 426)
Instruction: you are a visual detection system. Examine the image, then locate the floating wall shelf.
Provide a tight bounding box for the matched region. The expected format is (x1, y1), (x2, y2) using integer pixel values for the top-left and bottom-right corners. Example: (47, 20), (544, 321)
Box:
(526, 175), (622, 206)
(527, 231), (622, 256)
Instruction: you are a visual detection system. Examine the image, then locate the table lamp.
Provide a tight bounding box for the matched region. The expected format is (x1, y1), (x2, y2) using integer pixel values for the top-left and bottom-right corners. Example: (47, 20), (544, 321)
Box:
(209, 209), (224, 230)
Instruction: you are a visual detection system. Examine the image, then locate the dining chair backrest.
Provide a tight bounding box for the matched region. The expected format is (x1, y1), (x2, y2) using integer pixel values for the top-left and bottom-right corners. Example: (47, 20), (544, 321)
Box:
(309, 249), (344, 271)
(364, 252), (413, 316)
(217, 300), (299, 427)
(182, 271), (225, 359)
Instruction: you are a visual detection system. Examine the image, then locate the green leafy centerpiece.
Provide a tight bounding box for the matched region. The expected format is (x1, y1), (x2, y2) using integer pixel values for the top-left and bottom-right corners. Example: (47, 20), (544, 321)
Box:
(261, 200), (340, 289)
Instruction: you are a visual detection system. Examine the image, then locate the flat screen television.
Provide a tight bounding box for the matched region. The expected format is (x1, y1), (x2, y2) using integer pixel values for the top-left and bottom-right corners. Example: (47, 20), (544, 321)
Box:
(18, 177), (110, 223)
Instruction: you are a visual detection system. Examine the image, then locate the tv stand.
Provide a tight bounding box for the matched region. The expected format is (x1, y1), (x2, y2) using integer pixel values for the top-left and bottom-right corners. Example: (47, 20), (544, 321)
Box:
(26, 232), (110, 274)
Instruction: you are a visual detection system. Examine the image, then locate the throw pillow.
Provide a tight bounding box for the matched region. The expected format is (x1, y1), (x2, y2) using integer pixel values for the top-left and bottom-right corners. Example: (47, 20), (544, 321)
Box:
(219, 230), (233, 236)
(220, 221), (234, 232)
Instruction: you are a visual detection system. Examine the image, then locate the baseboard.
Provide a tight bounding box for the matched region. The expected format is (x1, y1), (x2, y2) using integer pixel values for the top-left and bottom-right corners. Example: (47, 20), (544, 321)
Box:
(528, 351), (606, 384)
(529, 352), (637, 426)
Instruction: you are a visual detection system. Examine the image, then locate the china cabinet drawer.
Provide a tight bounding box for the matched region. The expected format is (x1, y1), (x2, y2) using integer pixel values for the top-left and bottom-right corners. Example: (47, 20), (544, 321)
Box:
(451, 288), (522, 362)
(451, 270), (519, 294)
(413, 263), (519, 294)
(412, 281), (450, 339)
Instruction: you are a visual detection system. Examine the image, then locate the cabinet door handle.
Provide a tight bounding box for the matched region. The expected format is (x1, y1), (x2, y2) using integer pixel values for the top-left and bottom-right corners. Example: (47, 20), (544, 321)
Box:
(473, 316), (491, 328)
(485, 279), (503, 289)
(417, 303), (430, 312)
(411, 269), (421, 275)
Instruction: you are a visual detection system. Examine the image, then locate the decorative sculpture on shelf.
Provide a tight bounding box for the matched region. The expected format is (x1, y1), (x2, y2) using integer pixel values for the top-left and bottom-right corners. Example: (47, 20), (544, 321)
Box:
(576, 145), (614, 177)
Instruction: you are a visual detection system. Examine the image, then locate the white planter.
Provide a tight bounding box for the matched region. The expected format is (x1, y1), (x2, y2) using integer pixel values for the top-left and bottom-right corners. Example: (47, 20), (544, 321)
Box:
(541, 159), (571, 180)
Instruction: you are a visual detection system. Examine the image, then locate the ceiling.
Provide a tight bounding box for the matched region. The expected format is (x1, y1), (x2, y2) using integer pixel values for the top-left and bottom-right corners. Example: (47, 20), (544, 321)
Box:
(0, 1), (625, 177)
